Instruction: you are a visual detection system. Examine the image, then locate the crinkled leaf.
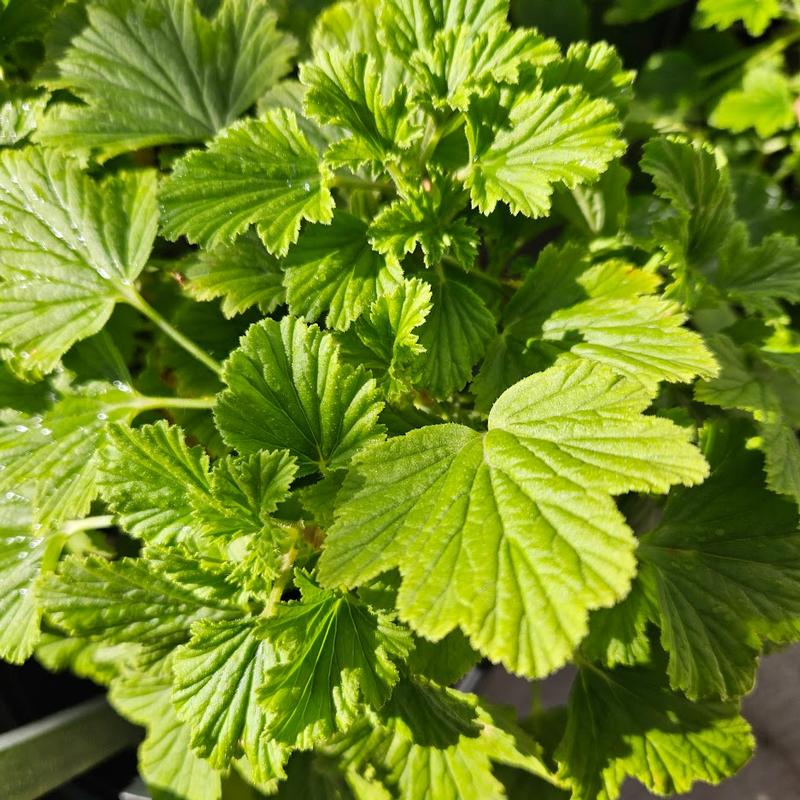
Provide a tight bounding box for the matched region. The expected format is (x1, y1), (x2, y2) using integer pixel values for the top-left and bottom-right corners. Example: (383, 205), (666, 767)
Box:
(98, 421), (211, 545)
(173, 618), (287, 785)
(186, 232), (286, 319)
(0, 88), (48, 146)
(215, 317), (384, 475)
(418, 276), (496, 397)
(257, 574), (412, 748)
(321, 357), (708, 676)
(369, 175), (479, 270)
(556, 659), (754, 800)
(464, 85), (624, 218)
(697, 0), (780, 36)
(160, 109), (334, 256)
(285, 212), (403, 330)
(0, 149), (157, 373)
(38, 0), (297, 159)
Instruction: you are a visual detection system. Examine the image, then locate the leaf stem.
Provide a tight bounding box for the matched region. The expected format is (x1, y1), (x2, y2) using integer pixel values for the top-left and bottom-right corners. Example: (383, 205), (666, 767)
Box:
(264, 534), (300, 618)
(132, 395), (217, 413)
(331, 174), (395, 195)
(126, 292), (222, 377)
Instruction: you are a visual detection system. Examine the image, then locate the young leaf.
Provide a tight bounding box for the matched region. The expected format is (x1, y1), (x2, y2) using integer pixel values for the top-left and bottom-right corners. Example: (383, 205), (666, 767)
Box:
(160, 109), (334, 256)
(369, 175), (479, 270)
(300, 49), (420, 168)
(111, 664), (222, 800)
(215, 317), (384, 476)
(257, 575), (412, 748)
(38, 0), (297, 159)
(464, 85), (624, 218)
(638, 432), (800, 700)
(556, 659), (754, 800)
(0, 149), (157, 373)
(173, 618), (287, 785)
(284, 212), (403, 330)
(186, 232), (286, 319)
(320, 357), (708, 676)
(98, 422), (211, 546)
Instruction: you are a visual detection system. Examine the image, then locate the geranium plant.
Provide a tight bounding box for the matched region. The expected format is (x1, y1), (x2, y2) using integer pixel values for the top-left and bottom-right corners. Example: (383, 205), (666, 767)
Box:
(1, 0), (800, 798)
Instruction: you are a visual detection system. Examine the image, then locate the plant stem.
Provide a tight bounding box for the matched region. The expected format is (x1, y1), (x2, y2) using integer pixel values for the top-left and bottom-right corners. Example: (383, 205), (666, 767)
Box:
(264, 534), (300, 618)
(133, 395), (217, 413)
(61, 515), (115, 536)
(126, 292), (222, 377)
(331, 174), (395, 195)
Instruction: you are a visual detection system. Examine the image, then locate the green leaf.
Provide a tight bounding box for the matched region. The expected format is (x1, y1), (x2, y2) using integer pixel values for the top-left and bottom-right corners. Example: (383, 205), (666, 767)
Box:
(369, 175), (479, 270)
(713, 230), (800, 317)
(193, 449), (297, 541)
(418, 276), (496, 397)
(541, 261), (719, 387)
(257, 574), (412, 747)
(37, 0), (297, 160)
(0, 492), (46, 663)
(464, 85), (624, 218)
(0, 88), (48, 147)
(320, 357), (708, 676)
(40, 552), (239, 656)
(555, 659), (754, 800)
(409, 22), (559, 112)
(378, 0), (508, 61)
(160, 109), (334, 256)
(0, 0), (61, 55)
(300, 49), (419, 168)
(538, 41), (635, 110)
(98, 421), (211, 545)
(711, 65), (796, 138)
(111, 664), (222, 800)
(185, 232), (286, 319)
(284, 212), (403, 330)
(173, 618), (287, 785)
(215, 317), (385, 476)
(339, 278), (432, 397)
(697, 0), (780, 36)
(640, 137), (735, 299)
(0, 149), (157, 373)
(0, 386), (139, 527)
(604, 0), (684, 23)
(638, 426), (800, 700)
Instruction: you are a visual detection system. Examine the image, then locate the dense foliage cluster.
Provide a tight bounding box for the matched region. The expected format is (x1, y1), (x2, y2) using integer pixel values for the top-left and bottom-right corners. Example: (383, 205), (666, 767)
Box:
(1, 0), (800, 797)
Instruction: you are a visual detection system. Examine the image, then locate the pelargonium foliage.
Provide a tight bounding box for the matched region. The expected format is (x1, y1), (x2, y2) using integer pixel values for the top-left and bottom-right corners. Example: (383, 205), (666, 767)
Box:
(1, 0), (800, 798)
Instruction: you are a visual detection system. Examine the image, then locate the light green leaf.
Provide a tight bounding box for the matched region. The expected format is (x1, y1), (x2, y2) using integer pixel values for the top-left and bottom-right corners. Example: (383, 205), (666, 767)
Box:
(0, 88), (48, 146)
(409, 22), (559, 112)
(257, 574), (412, 748)
(160, 109), (334, 256)
(300, 49), (419, 168)
(173, 618), (287, 785)
(40, 552), (239, 656)
(339, 278), (432, 397)
(711, 64), (796, 138)
(542, 262), (719, 387)
(111, 664), (222, 800)
(284, 212), (403, 330)
(369, 175), (479, 270)
(37, 0), (297, 159)
(697, 0), (780, 36)
(418, 276), (496, 397)
(539, 41), (635, 110)
(98, 421), (211, 546)
(321, 357), (708, 676)
(0, 492), (45, 663)
(464, 85), (624, 217)
(638, 428), (800, 700)
(0, 149), (157, 373)
(0, 386), (139, 527)
(378, 0), (508, 60)
(193, 449), (297, 541)
(215, 317), (385, 476)
(556, 659), (754, 800)
(186, 232), (286, 319)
